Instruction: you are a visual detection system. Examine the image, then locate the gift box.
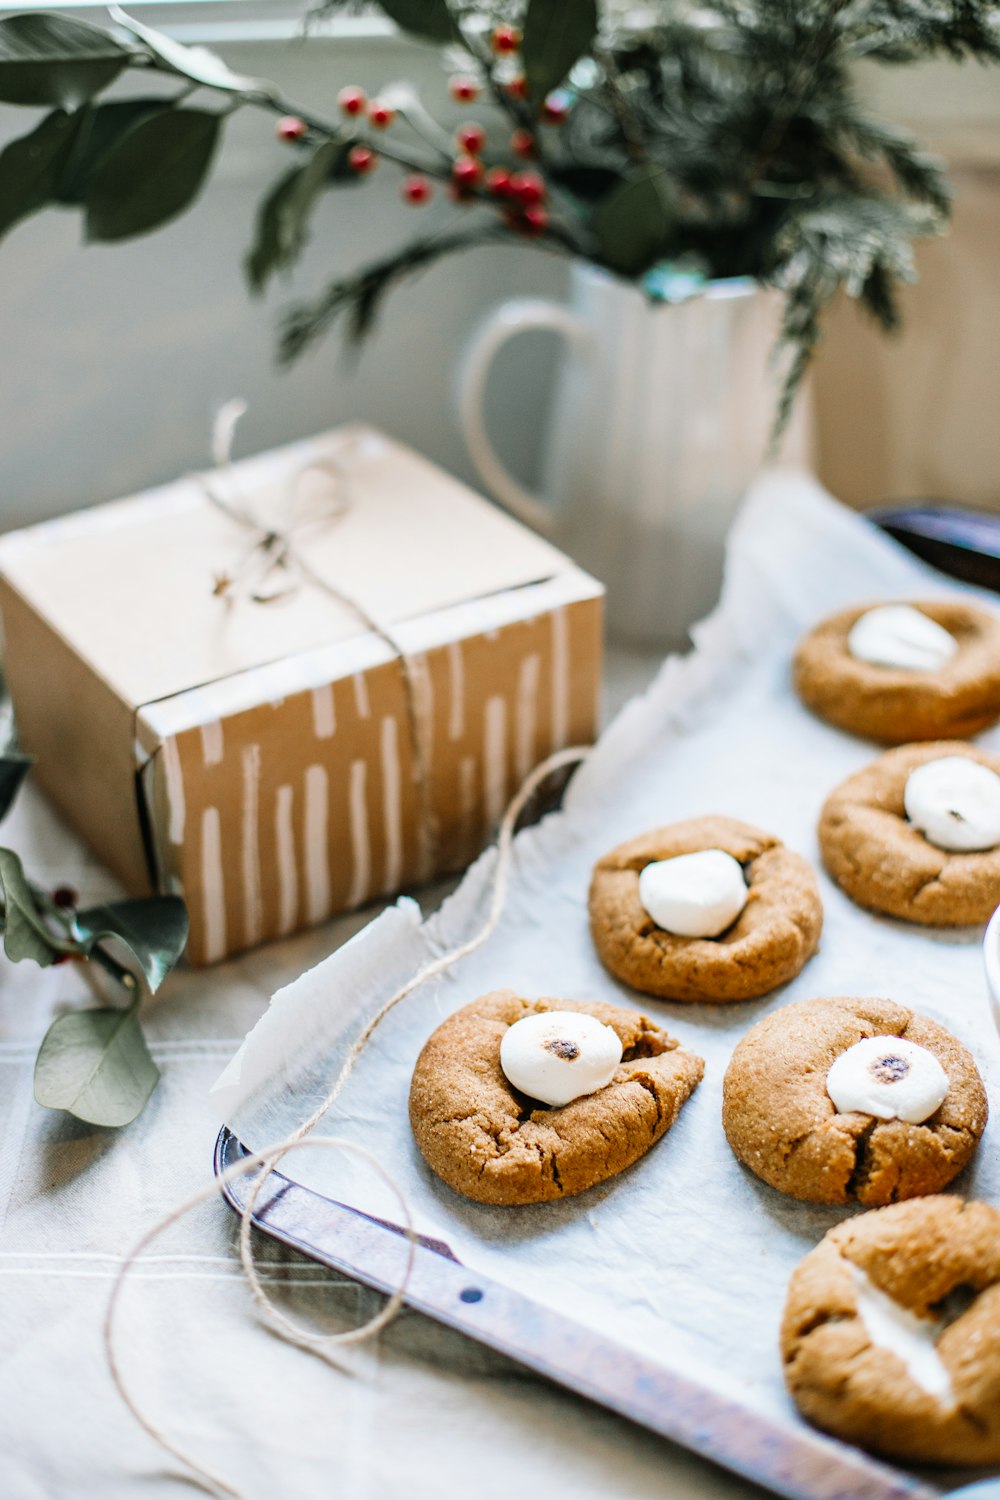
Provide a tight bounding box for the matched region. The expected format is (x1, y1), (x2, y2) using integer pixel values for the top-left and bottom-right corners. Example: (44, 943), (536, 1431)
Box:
(0, 427), (603, 964)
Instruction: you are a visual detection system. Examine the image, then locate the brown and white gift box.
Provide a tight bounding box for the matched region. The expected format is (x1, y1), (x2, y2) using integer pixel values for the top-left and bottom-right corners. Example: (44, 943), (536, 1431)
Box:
(0, 427), (603, 965)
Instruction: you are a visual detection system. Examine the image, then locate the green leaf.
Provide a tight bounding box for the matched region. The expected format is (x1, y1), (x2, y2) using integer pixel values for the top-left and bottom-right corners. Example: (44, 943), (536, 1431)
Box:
(55, 98), (166, 205)
(0, 109), (82, 240)
(107, 5), (269, 95)
(83, 108), (222, 242)
(246, 139), (346, 293)
(74, 896), (188, 993)
(34, 1004), (159, 1127)
(0, 13), (131, 108)
(521, 0), (597, 103)
(0, 753), (32, 822)
(595, 164), (677, 277)
(375, 0), (456, 43)
(0, 847), (76, 965)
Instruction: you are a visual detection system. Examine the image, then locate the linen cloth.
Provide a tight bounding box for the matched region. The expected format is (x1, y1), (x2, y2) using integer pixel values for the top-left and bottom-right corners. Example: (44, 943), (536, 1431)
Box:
(1, 471), (996, 1500)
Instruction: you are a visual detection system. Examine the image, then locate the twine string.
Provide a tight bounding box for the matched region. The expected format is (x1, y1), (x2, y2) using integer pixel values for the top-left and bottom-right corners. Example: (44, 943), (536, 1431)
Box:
(106, 744), (591, 1500)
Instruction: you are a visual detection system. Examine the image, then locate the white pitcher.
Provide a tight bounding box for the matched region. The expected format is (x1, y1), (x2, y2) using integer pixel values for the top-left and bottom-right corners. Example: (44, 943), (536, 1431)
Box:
(458, 261), (813, 645)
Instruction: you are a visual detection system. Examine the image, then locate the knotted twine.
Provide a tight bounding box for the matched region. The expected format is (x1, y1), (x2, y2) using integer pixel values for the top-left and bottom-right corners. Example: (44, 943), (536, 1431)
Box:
(104, 413), (594, 1491)
(199, 402), (440, 881)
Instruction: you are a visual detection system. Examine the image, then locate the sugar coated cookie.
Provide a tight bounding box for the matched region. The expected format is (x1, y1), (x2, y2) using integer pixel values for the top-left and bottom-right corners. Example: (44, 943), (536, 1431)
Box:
(723, 997), (986, 1205)
(793, 600), (1000, 744)
(782, 1196), (1000, 1464)
(408, 990), (703, 1205)
(589, 816), (822, 1002)
(820, 742), (1000, 925)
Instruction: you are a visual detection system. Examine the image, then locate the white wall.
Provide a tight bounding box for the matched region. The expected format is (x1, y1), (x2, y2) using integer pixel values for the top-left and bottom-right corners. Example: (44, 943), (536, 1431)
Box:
(0, 21), (565, 529)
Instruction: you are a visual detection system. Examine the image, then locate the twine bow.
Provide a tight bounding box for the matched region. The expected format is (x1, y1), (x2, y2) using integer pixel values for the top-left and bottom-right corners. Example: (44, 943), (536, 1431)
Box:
(196, 400), (439, 880)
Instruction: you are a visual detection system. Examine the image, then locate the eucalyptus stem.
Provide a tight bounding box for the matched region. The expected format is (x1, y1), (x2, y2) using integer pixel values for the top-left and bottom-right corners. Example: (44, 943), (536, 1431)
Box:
(31, 886), (140, 997)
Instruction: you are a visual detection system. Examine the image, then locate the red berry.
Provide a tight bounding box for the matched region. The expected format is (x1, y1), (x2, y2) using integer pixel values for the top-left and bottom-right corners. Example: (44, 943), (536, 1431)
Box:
(510, 127), (536, 159)
(337, 86), (367, 117)
(491, 23), (521, 54)
(52, 885), (77, 909)
(485, 166), (514, 197)
(275, 115), (307, 143)
(348, 144), (377, 174)
(511, 169), (546, 206)
(455, 121), (486, 156)
(401, 174), (433, 205)
(505, 76), (528, 100)
(451, 154), (483, 192)
(367, 100), (395, 129)
(542, 92), (570, 124)
(507, 204), (549, 235)
(449, 75), (480, 103)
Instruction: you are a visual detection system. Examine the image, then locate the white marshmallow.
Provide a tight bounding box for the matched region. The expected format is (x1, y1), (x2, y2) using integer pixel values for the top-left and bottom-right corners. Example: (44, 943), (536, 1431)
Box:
(638, 849), (747, 939)
(826, 1035), (948, 1123)
(847, 604), (958, 672)
(904, 756), (1000, 853)
(849, 1265), (954, 1404)
(500, 1010), (622, 1108)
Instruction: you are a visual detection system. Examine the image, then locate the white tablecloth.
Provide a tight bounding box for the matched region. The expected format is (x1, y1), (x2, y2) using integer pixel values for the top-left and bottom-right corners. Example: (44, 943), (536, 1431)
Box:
(0, 659), (763, 1498)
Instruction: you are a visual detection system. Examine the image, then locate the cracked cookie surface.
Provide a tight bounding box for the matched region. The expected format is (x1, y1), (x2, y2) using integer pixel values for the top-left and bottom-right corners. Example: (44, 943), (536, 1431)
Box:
(408, 990), (704, 1205)
(722, 997), (987, 1206)
(589, 816), (823, 1002)
(820, 741), (1000, 925)
(782, 1196), (1000, 1464)
(793, 599), (1000, 743)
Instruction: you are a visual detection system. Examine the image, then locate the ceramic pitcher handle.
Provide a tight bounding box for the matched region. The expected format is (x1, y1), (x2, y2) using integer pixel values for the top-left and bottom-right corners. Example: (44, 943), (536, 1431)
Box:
(457, 297), (590, 535)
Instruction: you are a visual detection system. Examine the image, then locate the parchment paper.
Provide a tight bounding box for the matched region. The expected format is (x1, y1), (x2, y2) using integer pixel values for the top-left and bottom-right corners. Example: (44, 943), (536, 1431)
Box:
(212, 471), (1000, 1469)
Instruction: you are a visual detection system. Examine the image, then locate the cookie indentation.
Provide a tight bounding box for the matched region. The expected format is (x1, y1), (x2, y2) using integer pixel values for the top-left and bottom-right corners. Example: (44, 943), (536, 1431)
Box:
(819, 741), (1000, 925)
(589, 815), (822, 1002)
(409, 990), (704, 1205)
(722, 996), (987, 1206)
(794, 599), (1000, 744)
(781, 1197), (1000, 1464)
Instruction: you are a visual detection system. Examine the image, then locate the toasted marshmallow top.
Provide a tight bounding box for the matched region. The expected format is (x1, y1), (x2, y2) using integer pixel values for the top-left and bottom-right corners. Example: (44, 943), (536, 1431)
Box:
(847, 605), (958, 672)
(638, 849), (747, 939)
(500, 1010), (622, 1108)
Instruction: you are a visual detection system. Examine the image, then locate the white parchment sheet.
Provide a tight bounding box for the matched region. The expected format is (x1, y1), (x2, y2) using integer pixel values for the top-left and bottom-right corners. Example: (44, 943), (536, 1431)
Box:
(213, 472), (1000, 1461)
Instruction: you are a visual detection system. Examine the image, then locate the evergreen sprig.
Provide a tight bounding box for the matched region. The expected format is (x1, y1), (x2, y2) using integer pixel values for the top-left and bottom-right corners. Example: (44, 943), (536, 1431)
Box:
(0, 0), (996, 434)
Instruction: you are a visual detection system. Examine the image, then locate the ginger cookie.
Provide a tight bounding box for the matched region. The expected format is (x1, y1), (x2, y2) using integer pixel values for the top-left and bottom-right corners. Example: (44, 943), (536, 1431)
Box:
(408, 990), (703, 1205)
(722, 997), (987, 1206)
(820, 741), (1000, 925)
(782, 1196), (1000, 1464)
(793, 599), (1000, 744)
(589, 816), (822, 1002)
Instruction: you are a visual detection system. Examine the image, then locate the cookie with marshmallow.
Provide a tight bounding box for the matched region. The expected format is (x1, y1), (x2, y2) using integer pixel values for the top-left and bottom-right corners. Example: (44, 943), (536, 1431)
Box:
(409, 991), (704, 1205)
(782, 1196), (1000, 1464)
(723, 996), (987, 1207)
(589, 815), (823, 1002)
(793, 599), (1000, 744)
(820, 741), (1000, 925)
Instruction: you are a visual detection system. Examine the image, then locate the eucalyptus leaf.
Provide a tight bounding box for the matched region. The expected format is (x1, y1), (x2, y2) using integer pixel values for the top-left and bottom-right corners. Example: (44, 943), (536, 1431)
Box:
(521, 0), (597, 103)
(246, 139), (346, 293)
(595, 164), (677, 276)
(0, 752), (32, 822)
(107, 5), (270, 95)
(0, 109), (81, 240)
(74, 895), (188, 993)
(55, 98), (166, 205)
(84, 108), (222, 242)
(0, 12), (131, 108)
(375, 0), (456, 43)
(34, 1004), (159, 1127)
(0, 847), (76, 965)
